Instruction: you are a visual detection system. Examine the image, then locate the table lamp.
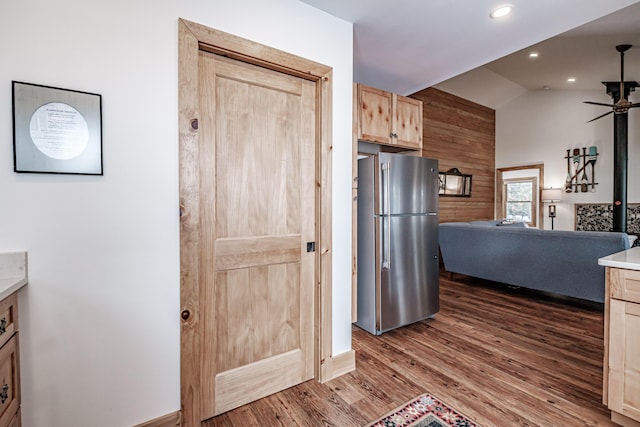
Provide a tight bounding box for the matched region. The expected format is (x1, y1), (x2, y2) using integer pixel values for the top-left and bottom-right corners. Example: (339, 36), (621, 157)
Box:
(541, 188), (563, 230)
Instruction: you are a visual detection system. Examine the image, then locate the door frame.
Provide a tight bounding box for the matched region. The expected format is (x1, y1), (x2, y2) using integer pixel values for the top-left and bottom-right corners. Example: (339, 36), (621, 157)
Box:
(178, 18), (334, 426)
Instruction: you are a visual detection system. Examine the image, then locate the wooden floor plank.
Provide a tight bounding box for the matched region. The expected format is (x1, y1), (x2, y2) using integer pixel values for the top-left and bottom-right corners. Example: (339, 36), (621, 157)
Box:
(204, 273), (616, 426)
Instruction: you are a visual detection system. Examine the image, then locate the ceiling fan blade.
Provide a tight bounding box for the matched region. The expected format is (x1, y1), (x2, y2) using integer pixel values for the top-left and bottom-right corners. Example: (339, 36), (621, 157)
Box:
(586, 110), (614, 123)
(629, 103), (640, 109)
(583, 101), (615, 107)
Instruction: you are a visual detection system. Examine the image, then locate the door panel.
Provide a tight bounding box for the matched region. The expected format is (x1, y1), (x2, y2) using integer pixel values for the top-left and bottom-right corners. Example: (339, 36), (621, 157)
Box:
(358, 85), (392, 144)
(214, 264), (300, 372)
(198, 51), (316, 419)
(394, 95), (422, 149)
(608, 299), (640, 419)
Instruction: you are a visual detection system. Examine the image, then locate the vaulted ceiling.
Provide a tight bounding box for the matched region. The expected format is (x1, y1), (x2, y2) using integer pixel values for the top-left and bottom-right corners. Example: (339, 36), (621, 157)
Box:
(299, 0), (640, 108)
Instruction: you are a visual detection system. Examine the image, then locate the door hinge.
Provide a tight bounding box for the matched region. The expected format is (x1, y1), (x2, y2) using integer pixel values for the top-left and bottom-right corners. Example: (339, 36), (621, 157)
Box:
(306, 242), (316, 252)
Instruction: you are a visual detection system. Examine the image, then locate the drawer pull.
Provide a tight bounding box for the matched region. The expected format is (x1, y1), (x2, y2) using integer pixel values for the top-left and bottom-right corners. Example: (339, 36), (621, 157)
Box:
(0, 318), (6, 335)
(0, 383), (8, 403)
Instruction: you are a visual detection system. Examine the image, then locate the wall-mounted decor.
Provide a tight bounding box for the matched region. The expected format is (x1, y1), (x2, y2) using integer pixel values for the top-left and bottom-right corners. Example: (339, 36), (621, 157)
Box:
(438, 168), (472, 197)
(12, 81), (102, 175)
(564, 146), (597, 193)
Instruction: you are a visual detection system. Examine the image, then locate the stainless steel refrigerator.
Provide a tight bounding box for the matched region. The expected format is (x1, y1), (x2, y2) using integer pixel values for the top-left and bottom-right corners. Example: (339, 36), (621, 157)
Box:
(355, 153), (439, 335)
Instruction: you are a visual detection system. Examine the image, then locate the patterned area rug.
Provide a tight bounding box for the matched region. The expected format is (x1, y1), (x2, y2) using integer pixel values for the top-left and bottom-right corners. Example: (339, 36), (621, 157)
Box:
(366, 393), (480, 427)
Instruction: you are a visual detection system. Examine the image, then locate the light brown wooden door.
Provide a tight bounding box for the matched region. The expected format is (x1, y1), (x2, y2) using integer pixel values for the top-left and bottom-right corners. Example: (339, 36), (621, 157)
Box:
(608, 298), (640, 421)
(197, 51), (316, 419)
(394, 95), (422, 149)
(357, 84), (392, 145)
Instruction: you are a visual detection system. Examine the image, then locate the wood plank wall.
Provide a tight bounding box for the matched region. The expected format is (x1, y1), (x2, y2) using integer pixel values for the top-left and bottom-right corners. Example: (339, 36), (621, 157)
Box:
(410, 88), (496, 223)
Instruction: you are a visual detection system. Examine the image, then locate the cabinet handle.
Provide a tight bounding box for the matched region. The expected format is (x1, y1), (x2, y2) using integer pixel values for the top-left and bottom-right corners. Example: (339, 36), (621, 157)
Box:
(0, 318), (6, 335)
(0, 383), (8, 404)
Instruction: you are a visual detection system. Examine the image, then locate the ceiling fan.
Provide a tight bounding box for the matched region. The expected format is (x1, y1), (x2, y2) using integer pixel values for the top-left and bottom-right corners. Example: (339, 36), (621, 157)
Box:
(584, 44), (640, 123)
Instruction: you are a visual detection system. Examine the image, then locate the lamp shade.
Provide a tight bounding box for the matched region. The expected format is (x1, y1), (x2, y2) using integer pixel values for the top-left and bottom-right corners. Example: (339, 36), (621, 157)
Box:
(541, 188), (563, 202)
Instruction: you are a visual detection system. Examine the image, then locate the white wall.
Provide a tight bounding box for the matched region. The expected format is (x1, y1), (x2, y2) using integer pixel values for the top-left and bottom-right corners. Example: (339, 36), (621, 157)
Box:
(496, 89), (640, 231)
(0, 1), (353, 426)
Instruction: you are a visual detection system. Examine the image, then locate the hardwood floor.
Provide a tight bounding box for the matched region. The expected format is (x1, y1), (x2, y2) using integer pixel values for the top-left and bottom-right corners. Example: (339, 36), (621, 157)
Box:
(205, 273), (615, 426)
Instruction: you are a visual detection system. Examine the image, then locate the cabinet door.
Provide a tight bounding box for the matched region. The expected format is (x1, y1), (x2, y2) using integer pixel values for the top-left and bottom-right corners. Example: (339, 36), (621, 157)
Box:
(357, 85), (392, 145)
(0, 335), (19, 427)
(608, 298), (640, 421)
(0, 294), (17, 351)
(393, 94), (422, 149)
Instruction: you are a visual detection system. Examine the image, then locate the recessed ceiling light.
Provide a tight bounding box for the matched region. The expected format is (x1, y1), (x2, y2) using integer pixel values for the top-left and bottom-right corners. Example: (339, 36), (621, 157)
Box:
(567, 77), (576, 83)
(529, 52), (539, 58)
(490, 5), (513, 19)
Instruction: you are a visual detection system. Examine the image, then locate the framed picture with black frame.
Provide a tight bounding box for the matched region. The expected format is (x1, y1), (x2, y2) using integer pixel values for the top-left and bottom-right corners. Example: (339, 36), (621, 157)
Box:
(12, 81), (103, 175)
(438, 168), (472, 197)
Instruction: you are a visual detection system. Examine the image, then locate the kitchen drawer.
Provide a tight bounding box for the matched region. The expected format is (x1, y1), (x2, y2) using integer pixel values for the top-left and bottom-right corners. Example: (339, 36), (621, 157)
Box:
(609, 268), (640, 303)
(0, 336), (19, 427)
(0, 294), (17, 351)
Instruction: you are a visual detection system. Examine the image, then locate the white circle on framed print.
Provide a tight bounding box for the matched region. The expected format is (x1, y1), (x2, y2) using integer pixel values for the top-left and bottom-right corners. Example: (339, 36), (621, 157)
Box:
(29, 102), (90, 160)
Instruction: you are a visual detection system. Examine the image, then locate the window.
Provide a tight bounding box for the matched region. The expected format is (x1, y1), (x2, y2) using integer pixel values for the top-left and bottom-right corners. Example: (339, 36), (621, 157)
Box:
(496, 164), (543, 228)
(502, 177), (538, 226)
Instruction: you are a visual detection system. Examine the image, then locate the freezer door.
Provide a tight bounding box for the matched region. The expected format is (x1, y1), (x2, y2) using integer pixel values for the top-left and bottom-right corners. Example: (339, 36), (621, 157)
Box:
(379, 214), (439, 333)
(378, 153), (438, 215)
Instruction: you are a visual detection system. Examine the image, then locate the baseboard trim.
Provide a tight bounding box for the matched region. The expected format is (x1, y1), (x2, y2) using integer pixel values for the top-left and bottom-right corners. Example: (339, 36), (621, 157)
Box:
(327, 349), (356, 381)
(134, 410), (181, 427)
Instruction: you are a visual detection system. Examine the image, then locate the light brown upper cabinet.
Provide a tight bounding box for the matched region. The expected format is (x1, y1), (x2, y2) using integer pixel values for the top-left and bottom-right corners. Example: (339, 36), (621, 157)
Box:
(355, 83), (423, 151)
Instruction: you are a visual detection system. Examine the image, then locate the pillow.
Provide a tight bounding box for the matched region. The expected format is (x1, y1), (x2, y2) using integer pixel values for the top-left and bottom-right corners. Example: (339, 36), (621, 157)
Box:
(496, 220), (527, 228)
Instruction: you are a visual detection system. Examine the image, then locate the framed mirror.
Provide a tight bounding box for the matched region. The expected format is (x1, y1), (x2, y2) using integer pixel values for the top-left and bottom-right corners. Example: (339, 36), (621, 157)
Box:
(439, 168), (472, 197)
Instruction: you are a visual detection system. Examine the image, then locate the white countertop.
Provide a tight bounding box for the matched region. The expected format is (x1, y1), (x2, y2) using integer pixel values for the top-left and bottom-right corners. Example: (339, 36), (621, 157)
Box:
(0, 251), (28, 300)
(598, 246), (640, 271)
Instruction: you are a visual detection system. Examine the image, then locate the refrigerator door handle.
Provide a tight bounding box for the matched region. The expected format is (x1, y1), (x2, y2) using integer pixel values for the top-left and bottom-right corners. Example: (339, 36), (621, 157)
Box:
(383, 215), (391, 269)
(381, 162), (390, 215)
(381, 162), (391, 269)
